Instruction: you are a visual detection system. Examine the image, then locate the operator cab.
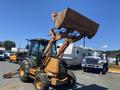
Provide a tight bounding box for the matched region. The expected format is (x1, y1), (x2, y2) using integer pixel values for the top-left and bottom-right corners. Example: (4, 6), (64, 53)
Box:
(28, 38), (57, 67)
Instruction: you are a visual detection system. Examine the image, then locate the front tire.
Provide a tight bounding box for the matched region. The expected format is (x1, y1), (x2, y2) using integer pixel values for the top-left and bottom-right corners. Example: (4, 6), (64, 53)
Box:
(101, 64), (108, 74)
(83, 67), (87, 72)
(19, 60), (31, 82)
(67, 70), (76, 86)
(34, 73), (49, 90)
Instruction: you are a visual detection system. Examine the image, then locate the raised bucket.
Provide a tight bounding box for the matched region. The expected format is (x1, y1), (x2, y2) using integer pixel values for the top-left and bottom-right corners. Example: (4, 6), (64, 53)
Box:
(52, 8), (99, 39)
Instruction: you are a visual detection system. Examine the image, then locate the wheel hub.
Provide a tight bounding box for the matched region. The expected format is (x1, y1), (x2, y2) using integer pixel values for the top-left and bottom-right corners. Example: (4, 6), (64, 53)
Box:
(36, 78), (41, 89)
(19, 67), (24, 77)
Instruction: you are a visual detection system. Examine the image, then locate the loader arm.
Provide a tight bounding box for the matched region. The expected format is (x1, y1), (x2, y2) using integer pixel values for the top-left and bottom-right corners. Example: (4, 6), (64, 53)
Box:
(41, 8), (99, 70)
(43, 8), (99, 59)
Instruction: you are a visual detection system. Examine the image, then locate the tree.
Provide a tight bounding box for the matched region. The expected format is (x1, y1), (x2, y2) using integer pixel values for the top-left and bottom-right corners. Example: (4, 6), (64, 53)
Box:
(3, 40), (16, 50)
(0, 41), (4, 47)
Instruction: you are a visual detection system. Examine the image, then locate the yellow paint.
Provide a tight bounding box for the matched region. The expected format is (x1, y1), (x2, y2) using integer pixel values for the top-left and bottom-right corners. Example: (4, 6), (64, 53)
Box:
(51, 77), (68, 86)
(109, 68), (120, 73)
(44, 57), (59, 74)
(9, 54), (17, 61)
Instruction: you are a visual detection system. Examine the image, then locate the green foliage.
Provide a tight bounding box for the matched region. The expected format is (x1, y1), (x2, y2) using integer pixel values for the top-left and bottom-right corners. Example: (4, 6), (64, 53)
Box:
(3, 40), (16, 50)
(105, 50), (120, 58)
(0, 41), (4, 47)
(86, 49), (120, 58)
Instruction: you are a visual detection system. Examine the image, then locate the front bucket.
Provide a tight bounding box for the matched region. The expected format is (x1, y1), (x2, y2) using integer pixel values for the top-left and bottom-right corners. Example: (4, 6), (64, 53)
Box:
(52, 8), (99, 39)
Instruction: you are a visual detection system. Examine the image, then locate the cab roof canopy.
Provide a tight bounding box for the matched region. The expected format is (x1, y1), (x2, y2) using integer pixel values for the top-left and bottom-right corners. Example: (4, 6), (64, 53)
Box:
(27, 38), (48, 43)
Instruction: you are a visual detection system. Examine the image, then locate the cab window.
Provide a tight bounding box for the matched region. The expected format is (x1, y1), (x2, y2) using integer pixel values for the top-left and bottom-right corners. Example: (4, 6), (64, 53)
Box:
(50, 43), (57, 56)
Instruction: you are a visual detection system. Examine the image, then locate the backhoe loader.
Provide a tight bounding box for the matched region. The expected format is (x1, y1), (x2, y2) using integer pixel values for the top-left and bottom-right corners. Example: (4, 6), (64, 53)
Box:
(4, 8), (99, 90)
(9, 51), (27, 64)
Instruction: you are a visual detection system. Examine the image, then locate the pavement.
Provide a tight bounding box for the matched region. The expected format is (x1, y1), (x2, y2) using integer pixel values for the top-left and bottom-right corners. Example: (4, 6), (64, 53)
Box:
(0, 61), (120, 90)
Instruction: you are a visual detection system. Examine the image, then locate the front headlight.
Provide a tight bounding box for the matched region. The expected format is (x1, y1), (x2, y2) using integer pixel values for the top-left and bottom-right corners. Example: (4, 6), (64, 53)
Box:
(98, 60), (104, 64)
(83, 59), (86, 62)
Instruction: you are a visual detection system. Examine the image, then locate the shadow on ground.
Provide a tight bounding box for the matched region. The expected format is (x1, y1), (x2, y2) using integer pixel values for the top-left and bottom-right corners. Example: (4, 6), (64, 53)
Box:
(83, 68), (105, 75)
(3, 75), (108, 90)
(55, 82), (108, 90)
(67, 65), (82, 70)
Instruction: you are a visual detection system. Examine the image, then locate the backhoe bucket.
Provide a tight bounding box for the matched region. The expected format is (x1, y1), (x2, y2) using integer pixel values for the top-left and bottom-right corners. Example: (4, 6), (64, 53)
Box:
(52, 8), (99, 39)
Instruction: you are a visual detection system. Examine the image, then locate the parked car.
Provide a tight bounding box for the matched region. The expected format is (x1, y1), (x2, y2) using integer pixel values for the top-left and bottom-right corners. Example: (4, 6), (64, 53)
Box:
(4, 51), (13, 59)
(0, 50), (6, 60)
(82, 51), (108, 74)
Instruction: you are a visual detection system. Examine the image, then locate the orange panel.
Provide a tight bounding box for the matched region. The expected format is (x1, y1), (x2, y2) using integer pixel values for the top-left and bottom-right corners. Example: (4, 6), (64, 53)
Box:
(9, 55), (17, 61)
(44, 57), (59, 74)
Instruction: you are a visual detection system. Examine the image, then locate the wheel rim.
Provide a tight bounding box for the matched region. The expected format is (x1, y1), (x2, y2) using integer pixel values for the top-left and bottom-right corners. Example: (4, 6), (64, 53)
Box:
(19, 67), (24, 77)
(36, 78), (41, 90)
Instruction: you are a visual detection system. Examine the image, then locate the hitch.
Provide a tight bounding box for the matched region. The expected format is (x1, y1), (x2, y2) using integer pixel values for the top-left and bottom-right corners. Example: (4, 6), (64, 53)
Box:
(3, 69), (19, 78)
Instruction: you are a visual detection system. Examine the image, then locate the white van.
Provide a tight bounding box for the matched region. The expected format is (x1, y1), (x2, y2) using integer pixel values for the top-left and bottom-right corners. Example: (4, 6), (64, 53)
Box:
(58, 44), (86, 67)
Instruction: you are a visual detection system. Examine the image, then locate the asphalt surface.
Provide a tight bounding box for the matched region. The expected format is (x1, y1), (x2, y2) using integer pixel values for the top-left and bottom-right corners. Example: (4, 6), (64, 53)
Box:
(0, 61), (120, 90)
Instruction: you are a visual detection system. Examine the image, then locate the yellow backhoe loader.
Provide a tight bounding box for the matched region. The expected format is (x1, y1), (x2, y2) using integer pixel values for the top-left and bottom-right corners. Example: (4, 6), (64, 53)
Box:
(3, 8), (99, 90)
(9, 51), (27, 64)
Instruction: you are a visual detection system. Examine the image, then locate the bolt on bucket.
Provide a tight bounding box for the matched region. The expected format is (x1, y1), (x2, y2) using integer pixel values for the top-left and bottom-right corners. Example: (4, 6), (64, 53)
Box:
(52, 8), (99, 39)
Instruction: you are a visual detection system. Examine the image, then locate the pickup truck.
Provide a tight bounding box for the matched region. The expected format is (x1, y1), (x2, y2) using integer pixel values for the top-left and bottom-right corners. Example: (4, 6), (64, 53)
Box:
(82, 51), (108, 74)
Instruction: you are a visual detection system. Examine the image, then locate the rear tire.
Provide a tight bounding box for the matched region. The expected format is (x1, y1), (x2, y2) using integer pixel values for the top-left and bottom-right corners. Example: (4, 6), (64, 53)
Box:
(19, 60), (31, 82)
(9, 60), (11, 63)
(83, 67), (87, 72)
(68, 70), (76, 86)
(34, 73), (49, 90)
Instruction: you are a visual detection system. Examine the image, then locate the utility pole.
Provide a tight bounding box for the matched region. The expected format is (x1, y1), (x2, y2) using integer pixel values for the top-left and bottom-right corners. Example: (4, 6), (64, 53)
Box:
(83, 37), (86, 49)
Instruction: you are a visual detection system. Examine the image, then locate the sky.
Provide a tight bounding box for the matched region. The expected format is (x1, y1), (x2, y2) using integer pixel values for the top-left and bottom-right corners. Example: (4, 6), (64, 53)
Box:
(0, 0), (120, 50)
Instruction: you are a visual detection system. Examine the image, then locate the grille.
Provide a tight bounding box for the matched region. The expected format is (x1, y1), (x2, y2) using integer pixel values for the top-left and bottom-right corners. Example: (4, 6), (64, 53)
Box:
(86, 58), (98, 64)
